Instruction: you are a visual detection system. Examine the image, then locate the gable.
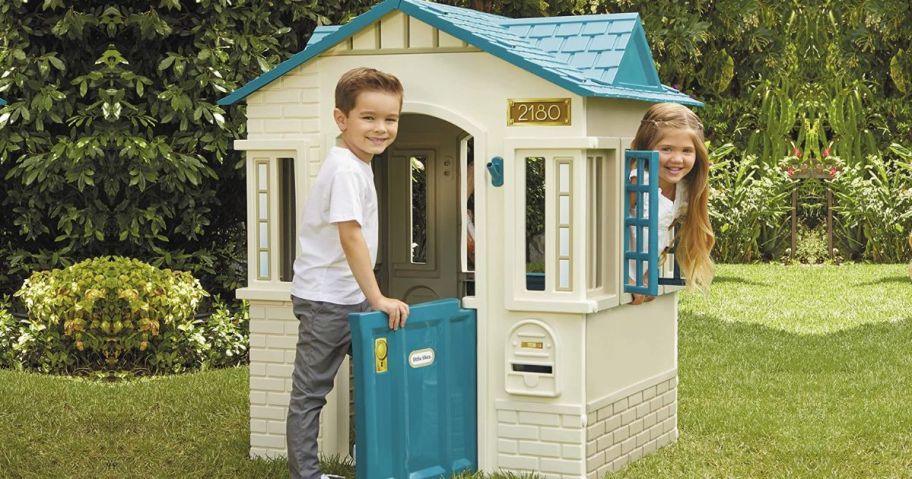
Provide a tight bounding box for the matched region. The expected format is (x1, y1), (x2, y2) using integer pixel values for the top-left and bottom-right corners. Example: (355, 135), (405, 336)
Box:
(317, 11), (479, 55)
(614, 21), (661, 89)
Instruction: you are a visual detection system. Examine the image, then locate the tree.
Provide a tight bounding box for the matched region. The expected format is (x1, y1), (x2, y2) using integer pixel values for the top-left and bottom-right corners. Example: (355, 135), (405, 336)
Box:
(0, 0), (374, 297)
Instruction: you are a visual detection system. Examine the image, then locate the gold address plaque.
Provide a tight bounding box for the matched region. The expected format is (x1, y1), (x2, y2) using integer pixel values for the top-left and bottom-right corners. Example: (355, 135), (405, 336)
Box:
(508, 98), (571, 126)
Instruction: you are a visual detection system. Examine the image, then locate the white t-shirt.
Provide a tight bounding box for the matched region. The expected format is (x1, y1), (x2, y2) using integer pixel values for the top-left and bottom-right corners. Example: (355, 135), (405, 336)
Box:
(628, 170), (688, 280)
(291, 147), (378, 304)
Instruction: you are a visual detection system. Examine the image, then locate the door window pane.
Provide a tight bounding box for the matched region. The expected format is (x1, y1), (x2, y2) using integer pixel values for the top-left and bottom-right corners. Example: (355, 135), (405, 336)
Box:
(410, 155), (428, 264)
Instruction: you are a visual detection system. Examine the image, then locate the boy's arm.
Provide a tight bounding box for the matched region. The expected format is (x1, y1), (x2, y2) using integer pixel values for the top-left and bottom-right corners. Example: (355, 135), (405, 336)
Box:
(337, 220), (409, 330)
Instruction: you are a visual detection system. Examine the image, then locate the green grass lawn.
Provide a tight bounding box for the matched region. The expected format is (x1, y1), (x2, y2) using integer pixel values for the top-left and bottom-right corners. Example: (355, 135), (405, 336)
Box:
(1, 264), (910, 478)
(614, 263), (912, 478)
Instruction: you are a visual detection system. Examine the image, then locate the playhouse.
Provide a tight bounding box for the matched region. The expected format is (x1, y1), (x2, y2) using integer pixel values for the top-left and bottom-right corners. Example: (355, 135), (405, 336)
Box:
(220, 0), (701, 477)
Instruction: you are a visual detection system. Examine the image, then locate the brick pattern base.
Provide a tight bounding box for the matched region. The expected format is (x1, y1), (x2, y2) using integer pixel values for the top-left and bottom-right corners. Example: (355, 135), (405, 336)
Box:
(585, 374), (678, 477)
(494, 402), (586, 478)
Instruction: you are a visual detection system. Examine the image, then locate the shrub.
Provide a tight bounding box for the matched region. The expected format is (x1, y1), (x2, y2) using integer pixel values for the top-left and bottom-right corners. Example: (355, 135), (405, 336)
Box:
(830, 150), (912, 262)
(11, 256), (247, 375)
(0, 295), (21, 369)
(708, 146), (794, 262)
(790, 224), (832, 265)
(186, 296), (249, 371)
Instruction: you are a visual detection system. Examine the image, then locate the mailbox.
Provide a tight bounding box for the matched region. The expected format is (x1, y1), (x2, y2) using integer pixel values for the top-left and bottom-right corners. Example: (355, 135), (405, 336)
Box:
(505, 320), (558, 397)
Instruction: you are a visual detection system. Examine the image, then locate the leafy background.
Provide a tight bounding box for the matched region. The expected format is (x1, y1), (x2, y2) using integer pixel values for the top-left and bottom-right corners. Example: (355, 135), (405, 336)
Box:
(1, 0), (911, 298)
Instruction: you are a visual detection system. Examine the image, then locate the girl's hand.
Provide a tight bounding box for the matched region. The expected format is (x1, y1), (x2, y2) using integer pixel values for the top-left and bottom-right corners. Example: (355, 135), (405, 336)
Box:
(627, 275), (656, 305)
(630, 293), (656, 305)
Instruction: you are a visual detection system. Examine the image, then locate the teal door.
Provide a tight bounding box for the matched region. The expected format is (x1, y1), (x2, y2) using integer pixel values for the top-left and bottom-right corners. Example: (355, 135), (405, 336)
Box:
(349, 298), (477, 479)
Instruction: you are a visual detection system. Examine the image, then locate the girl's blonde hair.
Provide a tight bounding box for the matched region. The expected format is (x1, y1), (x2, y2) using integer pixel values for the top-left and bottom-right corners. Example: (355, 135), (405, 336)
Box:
(631, 103), (715, 293)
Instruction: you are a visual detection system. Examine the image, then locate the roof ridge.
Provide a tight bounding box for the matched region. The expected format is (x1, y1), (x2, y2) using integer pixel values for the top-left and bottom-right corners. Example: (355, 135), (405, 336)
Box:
(402, 0), (509, 23)
(503, 12), (639, 25)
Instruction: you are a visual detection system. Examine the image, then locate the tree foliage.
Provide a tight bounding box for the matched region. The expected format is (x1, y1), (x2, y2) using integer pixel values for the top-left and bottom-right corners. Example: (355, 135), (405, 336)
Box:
(1, 0), (910, 290)
(0, 0), (375, 296)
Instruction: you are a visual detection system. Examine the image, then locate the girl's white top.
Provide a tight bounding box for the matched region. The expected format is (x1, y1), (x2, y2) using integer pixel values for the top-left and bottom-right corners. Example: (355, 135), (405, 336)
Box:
(628, 169), (689, 281)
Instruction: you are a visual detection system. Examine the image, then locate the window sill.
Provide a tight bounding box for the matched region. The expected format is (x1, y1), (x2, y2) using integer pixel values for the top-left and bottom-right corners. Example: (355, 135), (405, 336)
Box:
(236, 285), (292, 302)
(505, 295), (619, 314)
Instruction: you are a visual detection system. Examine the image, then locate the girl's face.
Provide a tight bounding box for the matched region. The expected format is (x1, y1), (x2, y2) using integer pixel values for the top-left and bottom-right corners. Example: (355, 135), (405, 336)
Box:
(653, 128), (697, 193)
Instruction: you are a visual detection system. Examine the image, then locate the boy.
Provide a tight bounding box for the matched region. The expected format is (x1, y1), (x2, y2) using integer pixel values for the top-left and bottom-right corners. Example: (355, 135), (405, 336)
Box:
(287, 67), (410, 479)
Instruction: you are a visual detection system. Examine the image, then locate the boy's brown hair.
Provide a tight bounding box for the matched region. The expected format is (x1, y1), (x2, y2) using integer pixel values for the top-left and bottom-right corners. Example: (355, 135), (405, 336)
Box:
(334, 67), (403, 114)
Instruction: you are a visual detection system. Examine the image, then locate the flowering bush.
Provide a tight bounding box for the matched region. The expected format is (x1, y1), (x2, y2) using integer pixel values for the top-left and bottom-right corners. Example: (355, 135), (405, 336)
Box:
(9, 256), (247, 375)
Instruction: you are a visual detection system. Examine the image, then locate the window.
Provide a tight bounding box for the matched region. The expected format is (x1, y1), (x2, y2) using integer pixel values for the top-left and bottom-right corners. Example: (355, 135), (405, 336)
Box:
(410, 155), (428, 264)
(525, 156), (546, 291)
(255, 160), (271, 280)
(556, 159), (572, 291)
(389, 149), (437, 275)
(252, 153), (297, 283)
(587, 150), (618, 296)
(278, 158), (296, 282)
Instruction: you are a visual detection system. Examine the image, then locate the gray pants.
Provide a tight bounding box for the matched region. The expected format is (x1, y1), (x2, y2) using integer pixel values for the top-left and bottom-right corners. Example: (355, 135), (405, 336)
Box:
(287, 296), (369, 479)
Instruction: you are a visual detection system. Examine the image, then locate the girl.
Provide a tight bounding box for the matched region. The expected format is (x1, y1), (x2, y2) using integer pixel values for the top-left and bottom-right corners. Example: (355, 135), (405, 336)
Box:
(628, 103), (714, 304)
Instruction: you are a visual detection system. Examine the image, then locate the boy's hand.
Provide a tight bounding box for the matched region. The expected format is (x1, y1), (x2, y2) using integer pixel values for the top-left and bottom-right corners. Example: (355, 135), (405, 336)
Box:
(370, 295), (410, 330)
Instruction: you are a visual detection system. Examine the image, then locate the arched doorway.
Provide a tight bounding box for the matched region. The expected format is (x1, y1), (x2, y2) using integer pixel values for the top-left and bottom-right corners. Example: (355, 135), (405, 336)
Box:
(373, 113), (474, 303)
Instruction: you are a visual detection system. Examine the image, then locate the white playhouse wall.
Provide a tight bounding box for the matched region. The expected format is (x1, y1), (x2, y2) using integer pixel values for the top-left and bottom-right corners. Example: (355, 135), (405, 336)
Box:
(238, 10), (680, 477)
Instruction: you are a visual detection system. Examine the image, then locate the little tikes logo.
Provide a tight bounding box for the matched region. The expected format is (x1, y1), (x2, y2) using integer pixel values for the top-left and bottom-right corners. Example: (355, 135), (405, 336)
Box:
(408, 348), (435, 368)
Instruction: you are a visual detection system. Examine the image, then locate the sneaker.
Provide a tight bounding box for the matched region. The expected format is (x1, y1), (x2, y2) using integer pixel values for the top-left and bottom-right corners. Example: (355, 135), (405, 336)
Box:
(320, 475), (345, 479)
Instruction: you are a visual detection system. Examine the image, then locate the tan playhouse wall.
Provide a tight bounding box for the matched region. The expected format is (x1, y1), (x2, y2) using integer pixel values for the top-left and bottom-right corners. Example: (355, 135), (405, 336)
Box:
(488, 294), (677, 478)
(585, 97), (648, 140)
(585, 293), (677, 400)
(583, 294), (679, 476)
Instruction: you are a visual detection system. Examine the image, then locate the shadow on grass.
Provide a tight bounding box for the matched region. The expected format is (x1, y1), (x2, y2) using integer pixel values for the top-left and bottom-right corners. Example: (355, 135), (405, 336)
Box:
(852, 276), (912, 287)
(711, 276), (771, 287)
(682, 310), (912, 371)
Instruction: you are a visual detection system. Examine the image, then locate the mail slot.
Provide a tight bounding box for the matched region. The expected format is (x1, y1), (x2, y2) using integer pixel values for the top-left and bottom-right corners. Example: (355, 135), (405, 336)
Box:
(505, 319), (558, 397)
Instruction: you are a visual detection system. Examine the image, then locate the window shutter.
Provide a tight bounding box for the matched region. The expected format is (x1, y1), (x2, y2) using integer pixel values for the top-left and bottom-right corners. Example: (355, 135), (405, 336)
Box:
(623, 150), (659, 296)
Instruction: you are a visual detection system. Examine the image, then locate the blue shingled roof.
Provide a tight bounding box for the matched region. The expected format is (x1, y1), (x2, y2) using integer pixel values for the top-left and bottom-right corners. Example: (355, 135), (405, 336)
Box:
(218, 0), (700, 107)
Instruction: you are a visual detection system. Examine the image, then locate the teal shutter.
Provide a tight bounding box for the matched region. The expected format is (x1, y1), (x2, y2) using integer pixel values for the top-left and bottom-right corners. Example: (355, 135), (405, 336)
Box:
(624, 150), (659, 296)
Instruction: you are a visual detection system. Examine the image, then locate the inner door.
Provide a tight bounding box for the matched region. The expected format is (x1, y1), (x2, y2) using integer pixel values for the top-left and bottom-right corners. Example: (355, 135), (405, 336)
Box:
(380, 114), (465, 303)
